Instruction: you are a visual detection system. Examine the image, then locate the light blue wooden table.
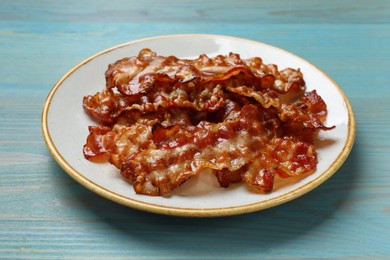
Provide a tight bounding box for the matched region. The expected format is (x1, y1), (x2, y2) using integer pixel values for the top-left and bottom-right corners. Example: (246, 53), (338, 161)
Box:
(1, 1), (389, 258)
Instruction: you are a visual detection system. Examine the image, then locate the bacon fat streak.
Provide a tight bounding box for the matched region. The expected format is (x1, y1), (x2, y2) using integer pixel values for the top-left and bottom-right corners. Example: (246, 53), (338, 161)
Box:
(83, 49), (334, 196)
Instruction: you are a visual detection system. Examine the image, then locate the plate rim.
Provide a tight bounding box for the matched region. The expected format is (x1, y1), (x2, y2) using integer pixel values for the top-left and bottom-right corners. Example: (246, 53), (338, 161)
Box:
(41, 33), (356, 217)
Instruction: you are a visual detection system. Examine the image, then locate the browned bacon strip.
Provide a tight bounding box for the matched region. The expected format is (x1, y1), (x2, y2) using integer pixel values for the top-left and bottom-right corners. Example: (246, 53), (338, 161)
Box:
(83, 82), (227, 124)
(120, 105), (275, 195)
(105, 48), (305, 96)
(83, 125), (116, 163)
(84, 49), (306, 124)
(226, 86), (333, 131)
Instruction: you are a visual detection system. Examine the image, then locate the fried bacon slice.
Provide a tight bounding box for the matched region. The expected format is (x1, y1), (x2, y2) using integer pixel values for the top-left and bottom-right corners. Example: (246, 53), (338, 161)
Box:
(104, 48), (304, 96)
(120, 105), (274, 195)
(83, 49), (305, 124)
(82, 49), (334, 196)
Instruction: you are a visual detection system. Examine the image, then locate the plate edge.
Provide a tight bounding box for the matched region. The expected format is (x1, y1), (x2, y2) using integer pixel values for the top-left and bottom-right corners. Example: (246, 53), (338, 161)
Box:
(41, 34), (357, 218)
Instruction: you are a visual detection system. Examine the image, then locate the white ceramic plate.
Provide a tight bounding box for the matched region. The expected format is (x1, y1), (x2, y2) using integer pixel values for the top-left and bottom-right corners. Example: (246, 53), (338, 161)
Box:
(42, 34), (355, 217)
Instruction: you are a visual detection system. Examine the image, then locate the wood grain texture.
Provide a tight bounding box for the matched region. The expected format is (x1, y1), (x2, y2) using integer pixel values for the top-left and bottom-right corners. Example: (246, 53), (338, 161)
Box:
(1, 0), (390, 258)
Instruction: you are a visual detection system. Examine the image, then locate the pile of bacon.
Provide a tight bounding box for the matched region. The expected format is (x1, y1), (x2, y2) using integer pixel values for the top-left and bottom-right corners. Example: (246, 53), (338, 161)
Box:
(82, 48), (334, 196)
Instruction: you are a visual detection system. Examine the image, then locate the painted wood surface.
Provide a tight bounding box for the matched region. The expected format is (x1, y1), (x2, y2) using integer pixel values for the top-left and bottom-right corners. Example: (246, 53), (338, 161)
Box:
(1, 1), (389, 258)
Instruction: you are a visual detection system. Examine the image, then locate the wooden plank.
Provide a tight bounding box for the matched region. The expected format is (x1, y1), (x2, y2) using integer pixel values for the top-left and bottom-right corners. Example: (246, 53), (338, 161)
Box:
(1, 0), (390, 259)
